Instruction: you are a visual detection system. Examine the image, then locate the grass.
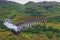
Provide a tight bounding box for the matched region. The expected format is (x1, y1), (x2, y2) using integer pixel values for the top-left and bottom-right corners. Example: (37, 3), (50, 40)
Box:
(0, 31), (20, 40)
(38, 22), (60, 29)
(0, 22), (60, 40)
(0, 23), (60, 40)
(46, 22), (60, 29)
(20, 32), (49, 40)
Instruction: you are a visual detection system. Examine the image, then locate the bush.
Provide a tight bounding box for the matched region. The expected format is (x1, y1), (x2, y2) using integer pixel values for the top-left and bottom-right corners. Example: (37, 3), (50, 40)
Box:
(21, 25), (47, 34)
(45, 31), (53, 39)
(47, 26), (60, 33)
(0, 21), (11, 32)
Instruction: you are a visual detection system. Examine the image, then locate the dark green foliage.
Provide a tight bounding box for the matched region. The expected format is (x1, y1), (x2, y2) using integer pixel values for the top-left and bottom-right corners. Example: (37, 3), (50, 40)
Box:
(21, 25), (42, 34)
(47, 26), (54, 31)
(0, 21), (11, 31)
(45, 31), (53, 39)
(21, 25), (57, 33)
(21, 25), (60, 38)
(56, 32), (60, 37)
(48, 16), (60, 22)
(46, 26), (60, 33)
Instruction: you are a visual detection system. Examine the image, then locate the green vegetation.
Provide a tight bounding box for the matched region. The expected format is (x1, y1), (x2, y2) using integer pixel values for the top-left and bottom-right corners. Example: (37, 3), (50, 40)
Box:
(0, 1), (60, 40)
(0, 25), (60, 40)
(20, 25), (60, 40)
(0, 32), (20, 40)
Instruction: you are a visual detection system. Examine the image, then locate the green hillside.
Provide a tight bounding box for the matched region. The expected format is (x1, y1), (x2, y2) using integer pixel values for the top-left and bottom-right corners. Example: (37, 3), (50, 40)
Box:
(0, 1), (28, 21)
(24, 1), (60, 17)
(0, 1), (60, 22)
(0, 1), (60, 40)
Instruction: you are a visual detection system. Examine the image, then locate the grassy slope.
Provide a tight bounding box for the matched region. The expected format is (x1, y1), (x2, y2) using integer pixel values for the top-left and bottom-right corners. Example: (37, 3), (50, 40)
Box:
(0, 1), (60, 40)
(0, 1), (28, 21)
(0, 31), (20, 40)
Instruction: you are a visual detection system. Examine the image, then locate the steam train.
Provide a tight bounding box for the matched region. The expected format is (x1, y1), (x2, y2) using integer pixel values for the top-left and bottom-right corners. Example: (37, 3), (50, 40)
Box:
(3, 19), (20, 34)
(3, 18), (46, 34)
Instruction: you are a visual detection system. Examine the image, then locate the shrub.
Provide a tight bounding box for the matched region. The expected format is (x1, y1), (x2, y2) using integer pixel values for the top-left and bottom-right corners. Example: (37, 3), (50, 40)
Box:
(21, 25), (47, 34)
(45, 31), (53, 39)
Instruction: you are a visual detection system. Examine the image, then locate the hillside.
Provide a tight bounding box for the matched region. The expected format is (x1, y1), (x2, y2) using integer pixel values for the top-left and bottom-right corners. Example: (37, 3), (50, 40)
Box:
(0, 1), (60, 22)
(24, 1), (60, 16)
(0, 1), (60, 40)
(12, 1), (60, 24)
(0, 1), (60, 26)
(0, 1), (28, 21)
